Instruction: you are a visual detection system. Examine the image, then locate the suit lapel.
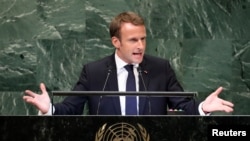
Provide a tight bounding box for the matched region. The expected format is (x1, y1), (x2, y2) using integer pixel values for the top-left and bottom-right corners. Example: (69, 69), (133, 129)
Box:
(139, 59), (150, 114)
(109, 70), (121, 114)
(105, 54), (121, 114)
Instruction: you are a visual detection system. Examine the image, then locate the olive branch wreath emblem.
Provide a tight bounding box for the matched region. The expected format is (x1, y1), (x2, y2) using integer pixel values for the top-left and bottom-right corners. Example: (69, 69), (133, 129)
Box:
(95, 122), (150, 141)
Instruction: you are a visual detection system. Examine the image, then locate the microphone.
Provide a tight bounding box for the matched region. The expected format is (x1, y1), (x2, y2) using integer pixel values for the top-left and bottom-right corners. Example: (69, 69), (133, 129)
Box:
(96, 66), (112, 115)
(137, 66), (147, 91)
(102, 66), (112, 91)
(137, 66), (151, 115)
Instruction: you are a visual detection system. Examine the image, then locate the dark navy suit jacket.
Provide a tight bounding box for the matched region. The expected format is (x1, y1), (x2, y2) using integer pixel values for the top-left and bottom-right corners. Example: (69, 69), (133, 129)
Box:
(54, 53), (200, 115)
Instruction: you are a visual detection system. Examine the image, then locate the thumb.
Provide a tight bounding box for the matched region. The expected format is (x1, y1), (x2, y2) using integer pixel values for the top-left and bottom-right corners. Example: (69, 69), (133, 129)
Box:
(40, 83), (47, 93)
(211, 87), (223, 97)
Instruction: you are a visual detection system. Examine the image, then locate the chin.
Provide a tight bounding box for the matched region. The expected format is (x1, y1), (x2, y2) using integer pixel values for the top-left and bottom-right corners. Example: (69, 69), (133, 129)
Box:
(133, 59), (143, 64)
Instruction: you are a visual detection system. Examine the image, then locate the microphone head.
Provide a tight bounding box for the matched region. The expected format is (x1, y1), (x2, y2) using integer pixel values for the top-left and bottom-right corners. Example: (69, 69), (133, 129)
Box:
(103, 65), (113, 91)
(137, 66), (147, 74)
(137, 66), (142, 72)
(107, 65), (113, 73)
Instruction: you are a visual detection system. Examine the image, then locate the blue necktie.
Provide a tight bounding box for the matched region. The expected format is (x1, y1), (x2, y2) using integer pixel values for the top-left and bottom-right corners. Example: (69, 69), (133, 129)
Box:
(124, 64), (137, 115)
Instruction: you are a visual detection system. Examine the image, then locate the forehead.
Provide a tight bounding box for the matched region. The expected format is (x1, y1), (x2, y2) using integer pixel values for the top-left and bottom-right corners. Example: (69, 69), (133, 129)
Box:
(120, 23), (146, 37)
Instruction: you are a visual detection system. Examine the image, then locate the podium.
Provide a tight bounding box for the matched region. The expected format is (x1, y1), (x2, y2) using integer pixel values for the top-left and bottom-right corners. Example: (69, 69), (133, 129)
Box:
(1, 92), (248, 140)
(1, 116), (250, 140)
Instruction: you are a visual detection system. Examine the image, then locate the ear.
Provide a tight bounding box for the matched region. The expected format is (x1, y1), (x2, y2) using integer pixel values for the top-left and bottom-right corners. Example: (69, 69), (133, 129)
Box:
(111, 36), (120, 49)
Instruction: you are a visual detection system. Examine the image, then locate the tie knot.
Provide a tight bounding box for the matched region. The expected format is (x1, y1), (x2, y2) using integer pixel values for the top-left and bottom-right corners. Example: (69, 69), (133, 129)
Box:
(124, 64), (134, 72)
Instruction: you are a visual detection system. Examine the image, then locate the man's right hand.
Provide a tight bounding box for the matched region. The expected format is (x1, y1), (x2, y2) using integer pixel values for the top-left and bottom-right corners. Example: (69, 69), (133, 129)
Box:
(23, 83), (51, 114)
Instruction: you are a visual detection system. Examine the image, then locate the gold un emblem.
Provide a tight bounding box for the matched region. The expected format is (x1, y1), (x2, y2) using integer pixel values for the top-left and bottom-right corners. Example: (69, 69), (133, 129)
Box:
(95, 122), (150, 141)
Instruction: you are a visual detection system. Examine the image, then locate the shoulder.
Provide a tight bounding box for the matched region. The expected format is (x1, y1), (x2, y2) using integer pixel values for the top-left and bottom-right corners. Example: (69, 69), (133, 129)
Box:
(83, 54), (115, 71)
(143, 54), (170, 65)
(140, 54), (175, 72)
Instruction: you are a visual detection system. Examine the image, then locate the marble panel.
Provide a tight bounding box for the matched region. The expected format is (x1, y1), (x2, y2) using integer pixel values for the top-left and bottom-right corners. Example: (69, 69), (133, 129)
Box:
(0, 0), (249, 116)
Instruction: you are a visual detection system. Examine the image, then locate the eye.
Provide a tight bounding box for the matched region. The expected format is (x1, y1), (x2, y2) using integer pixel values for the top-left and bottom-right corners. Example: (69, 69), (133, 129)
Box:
(129, 38), (138, 42)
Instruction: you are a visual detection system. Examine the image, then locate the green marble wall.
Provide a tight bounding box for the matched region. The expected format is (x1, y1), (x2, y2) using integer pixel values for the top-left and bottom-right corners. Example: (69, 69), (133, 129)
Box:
(0, 0), (250, 115)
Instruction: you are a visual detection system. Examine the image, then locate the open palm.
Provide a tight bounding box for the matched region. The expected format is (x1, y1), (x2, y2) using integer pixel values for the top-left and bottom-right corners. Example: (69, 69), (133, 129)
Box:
(23, 83), (51, 114)
(202, 87), (234, 113)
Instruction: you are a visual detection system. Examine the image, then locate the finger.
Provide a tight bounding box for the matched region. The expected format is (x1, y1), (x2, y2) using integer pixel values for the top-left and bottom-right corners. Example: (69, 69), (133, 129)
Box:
(23, 95), (33, 100)
(40, 83), (47, 93)
(24, 90), (36, 98)
(223, 106), (234, 113)
(222, 100), (234, 107)
(214, 103), (234, 113)
(211, 87), (223, 97)
(23, 96), (36, 104)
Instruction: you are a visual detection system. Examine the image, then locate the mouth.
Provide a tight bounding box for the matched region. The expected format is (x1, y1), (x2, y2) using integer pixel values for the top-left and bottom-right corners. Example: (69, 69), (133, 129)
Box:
(131, 52), (143, 63)
(132, 52), (143, 61)
(132, 52), (142, 56)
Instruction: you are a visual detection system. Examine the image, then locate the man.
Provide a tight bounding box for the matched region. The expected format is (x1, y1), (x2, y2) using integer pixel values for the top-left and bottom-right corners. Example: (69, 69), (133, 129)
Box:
(23, 11), (234, 115)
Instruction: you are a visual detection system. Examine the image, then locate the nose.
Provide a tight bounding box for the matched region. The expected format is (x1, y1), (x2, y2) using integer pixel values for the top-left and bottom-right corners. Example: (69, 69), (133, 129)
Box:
(137, 39), (145, 49)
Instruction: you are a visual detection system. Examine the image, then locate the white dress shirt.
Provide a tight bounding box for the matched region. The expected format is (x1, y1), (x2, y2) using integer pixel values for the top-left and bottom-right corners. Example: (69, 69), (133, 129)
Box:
(115, 53), (139, 115)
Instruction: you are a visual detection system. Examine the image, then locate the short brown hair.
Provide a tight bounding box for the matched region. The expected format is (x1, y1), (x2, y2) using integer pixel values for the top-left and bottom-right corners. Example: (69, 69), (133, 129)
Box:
(109, 11), (145, 39)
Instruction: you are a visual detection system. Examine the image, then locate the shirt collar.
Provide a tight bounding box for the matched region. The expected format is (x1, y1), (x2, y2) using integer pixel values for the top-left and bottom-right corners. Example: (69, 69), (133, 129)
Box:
(115, 53), (139, 71)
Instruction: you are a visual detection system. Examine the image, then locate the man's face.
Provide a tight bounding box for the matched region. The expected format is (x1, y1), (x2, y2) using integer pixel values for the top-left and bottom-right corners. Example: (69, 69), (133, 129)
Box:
(112, 22), (146, 64)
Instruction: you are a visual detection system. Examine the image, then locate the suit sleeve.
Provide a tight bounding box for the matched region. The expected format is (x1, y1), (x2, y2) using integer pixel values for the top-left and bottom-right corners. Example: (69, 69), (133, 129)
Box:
(54, 65), (88, 115)
(165, 61), (201, 115)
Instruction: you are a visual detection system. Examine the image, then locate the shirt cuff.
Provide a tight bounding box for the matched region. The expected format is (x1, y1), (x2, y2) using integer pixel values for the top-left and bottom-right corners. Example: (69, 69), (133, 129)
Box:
(198, 101), (211, 116)
(38, 103), (54, 115)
